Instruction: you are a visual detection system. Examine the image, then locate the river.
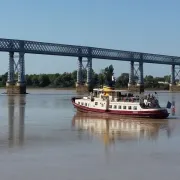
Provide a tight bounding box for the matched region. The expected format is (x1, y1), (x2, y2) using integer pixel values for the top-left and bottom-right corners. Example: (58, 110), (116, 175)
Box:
(0, 88), (180, 180)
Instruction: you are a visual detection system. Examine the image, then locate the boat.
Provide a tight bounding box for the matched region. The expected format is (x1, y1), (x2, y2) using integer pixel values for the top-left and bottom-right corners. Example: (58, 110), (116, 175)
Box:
(71, 86), (170, 119)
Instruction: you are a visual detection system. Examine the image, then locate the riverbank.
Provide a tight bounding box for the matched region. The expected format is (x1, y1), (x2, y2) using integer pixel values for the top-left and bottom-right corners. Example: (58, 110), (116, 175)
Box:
(0, 86), (171, 91)
(0, 86), (76, 90)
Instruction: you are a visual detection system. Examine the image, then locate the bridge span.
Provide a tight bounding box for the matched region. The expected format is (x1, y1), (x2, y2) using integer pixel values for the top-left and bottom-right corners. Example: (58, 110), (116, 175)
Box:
(0, 37), (180, 93)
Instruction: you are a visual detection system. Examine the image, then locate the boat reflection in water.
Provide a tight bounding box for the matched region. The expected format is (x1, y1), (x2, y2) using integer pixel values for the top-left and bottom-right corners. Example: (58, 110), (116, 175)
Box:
(72, 112), (171, 145)
(8, 95), (26, 147)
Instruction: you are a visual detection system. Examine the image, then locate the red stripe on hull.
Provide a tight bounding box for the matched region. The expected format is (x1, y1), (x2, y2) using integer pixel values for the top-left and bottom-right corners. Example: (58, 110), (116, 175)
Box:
(71, 97), (169, 119)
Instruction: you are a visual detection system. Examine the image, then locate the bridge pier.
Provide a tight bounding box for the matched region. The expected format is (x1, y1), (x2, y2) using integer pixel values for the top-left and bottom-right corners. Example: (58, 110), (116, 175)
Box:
(169, 64), (175, 91)
(137, 61), (144, 93)
(169, 64), (180, 91)
(76, 54), (93, 93)
(6, 52), (15, 87)
(16, 52), (26, 94)
(76, 56), (86, 92)
(86, 57), (93, 91)
(6, 51), (26, 94)
(128, 61), (137, 91)
(128, 60), (144, 93)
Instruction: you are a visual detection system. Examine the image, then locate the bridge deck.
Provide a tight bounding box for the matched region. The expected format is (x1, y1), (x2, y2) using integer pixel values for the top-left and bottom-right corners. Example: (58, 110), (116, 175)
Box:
(0, 38), (180, 65)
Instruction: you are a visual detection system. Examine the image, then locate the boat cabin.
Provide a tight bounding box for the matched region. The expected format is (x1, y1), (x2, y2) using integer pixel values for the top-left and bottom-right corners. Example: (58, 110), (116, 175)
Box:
(91, 87), (161, 109)
(92, 87), (140, 102)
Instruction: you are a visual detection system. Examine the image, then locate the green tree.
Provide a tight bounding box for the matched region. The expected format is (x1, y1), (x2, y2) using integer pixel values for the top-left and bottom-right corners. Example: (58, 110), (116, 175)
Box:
(71, 70), (77, 83)
(98, 72), (105, 87)
(144, 75), (154, 88)
(54, 76), (62, 87)
(92, 73), (99, 88)
(99, 65), (114, 87)
(104, 65), (114, 85)
(38, 74), (50, 87)
(26, 75), (33, 86)
(164, 75), (170, 83)
(119, 73), (129, 88)
(0, 67), (173, 90)
(31, 75), (39, 87)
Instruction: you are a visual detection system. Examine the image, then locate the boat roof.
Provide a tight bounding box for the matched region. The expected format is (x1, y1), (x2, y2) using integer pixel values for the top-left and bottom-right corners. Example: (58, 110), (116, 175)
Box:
(93, 88), (127, 92)
(93, 88), (157, 97)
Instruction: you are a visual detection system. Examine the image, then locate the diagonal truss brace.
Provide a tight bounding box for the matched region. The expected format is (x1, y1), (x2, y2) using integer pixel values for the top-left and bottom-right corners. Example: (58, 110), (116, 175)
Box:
(134, 63), (140, 84)
(175, 66), (180, 82)
(7, 52), (25, 83)
(14, 54), (20, 73)
(82, 59), (89, 69)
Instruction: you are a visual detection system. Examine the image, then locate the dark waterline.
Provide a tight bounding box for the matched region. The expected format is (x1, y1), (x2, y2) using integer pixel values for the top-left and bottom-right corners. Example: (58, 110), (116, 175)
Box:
(0, 89), (180, 180)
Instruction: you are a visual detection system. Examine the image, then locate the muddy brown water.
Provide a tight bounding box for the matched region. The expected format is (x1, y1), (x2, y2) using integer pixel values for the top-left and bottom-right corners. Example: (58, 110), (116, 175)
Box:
(0, 89), (180, 180)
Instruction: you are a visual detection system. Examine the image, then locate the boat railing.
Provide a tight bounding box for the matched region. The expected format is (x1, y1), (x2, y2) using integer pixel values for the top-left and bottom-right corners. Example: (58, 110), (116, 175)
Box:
(100, 95), (140, 103)
(140, 96), (161, 109)
(92, 92), (141, 103)
(140, 103), (161, 109)
(115, 98), (140, 103)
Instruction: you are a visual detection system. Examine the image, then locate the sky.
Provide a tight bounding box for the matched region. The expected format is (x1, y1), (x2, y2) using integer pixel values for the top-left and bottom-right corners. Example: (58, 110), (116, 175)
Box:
(0, 0), (180, 77)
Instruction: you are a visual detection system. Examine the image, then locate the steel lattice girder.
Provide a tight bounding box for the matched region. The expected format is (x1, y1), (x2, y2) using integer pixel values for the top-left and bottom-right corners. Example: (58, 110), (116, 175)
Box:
(0, 38), (180, 65)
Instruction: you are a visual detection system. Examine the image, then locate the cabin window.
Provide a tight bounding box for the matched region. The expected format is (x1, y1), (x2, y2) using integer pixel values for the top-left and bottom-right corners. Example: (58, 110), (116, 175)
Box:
(81, 102), (84, 105)
(114, 105), (117, 109)
(128, 106), (132, 110)
(118, 105), (121, 109)
(85, 103), (87, 106)
(95, 102), (98, 105)
(123, 106), (126, 109)
(109, 105), (112, 108)
(133, 106), (137, 110)
(114, 121), (117, 127)
(78, 102), (80, 104)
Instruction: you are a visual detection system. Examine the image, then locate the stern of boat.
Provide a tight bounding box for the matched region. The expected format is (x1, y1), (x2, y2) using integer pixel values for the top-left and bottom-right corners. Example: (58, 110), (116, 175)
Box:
(150, 108), (169, 119)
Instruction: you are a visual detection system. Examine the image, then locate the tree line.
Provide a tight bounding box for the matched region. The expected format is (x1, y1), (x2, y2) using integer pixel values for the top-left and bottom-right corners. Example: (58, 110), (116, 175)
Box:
(0, 65), (172, 89)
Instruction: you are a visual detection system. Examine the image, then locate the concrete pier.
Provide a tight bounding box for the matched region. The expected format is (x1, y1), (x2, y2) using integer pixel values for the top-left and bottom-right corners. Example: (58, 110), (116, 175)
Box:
(169, 84), (180, 91)
(76, 84), (89, 93)
(6, 83), (26, 94)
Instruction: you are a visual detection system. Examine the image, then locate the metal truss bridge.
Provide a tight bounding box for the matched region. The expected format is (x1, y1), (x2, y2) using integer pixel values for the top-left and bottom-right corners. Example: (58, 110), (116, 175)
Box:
(0, 37), (180, 65)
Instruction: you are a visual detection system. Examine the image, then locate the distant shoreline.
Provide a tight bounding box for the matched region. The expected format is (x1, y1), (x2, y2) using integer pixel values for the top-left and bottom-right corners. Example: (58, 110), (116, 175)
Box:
(0, 86), (171, 91)
(0, 87), (76, 90)
(27, 87), (76, 90)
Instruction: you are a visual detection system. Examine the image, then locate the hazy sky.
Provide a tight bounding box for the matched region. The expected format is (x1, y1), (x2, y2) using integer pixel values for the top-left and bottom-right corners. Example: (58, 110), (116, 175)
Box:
(0, 0), (180, 77)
